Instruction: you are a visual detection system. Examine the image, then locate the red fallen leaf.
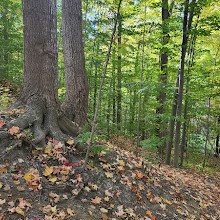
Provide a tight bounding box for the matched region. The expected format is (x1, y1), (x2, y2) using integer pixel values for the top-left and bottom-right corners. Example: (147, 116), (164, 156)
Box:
(142, 176), (148, 182)
(17, 167), (23, 173)
(120, 170), (125, 175)
(64, 160), (78, 167)
(53, 140), (59, 145)
(151, 216), (155, 220)
(27, 155), (32, 160)
(0, 121), (6, 128)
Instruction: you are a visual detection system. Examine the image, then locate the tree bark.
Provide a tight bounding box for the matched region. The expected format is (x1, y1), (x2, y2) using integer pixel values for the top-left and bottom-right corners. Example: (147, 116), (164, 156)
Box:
(61, 0), (89, 126)
(9, 0), (79, 146)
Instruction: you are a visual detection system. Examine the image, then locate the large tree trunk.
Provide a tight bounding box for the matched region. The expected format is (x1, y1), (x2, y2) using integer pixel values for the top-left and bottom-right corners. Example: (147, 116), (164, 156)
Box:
(61, 0), (89, 126)
(5, 0), (78, 145)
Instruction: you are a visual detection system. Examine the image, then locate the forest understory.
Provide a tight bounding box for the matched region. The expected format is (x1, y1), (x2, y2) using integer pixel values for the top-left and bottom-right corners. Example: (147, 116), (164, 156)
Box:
(0, 81), (219, 220)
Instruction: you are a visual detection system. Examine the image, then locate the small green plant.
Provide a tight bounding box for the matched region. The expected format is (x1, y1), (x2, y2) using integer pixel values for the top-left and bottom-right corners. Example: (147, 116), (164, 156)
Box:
(140, 135), (163, 152)
(76, 130), (107, 156)
(92, 145), (107, 155)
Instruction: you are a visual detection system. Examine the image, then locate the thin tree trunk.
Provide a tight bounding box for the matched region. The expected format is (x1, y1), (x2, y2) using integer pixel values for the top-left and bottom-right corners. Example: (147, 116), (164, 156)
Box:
(216, 117), (220, 156)
(93, 65), (98, 113)
(82, 0), (122, 169)
(173, 0), (196, 167)
(137, 0), (146, 152)
(61, 0), (89, 126)
(117, 12), (122, 130)
(165, 73), (179, 165)
(156, 0), (170, 157)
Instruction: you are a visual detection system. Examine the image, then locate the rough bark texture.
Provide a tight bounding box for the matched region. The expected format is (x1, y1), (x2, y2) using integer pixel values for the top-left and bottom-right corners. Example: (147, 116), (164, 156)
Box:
(7, 0), (79, 145)
(61, 0), (89, 126)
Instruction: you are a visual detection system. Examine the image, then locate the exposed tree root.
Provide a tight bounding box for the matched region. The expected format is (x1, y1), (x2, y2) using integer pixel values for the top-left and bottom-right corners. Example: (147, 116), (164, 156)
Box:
(1, 100), (80, 148)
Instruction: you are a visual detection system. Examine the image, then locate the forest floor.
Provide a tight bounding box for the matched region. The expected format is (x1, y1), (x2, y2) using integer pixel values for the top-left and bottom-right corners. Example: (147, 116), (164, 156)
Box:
(0, 81), (219, 220)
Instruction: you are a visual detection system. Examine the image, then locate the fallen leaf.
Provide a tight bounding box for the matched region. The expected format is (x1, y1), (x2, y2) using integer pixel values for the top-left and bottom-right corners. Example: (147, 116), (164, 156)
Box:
(43, 166), (53, 176)
(17, 186), (25, 192)
(66, 139), (74, 145)
(72, 189), (79, 196)
(67, 208), (74, 216)
(118, 160), (125, 166)
(15, 207), (24, 216)
(0, 199), (6, 205)
(63, 195), (68, 200)
(101, 213), (108, 220)
(100, 208), (108, 213)
(3, 184), (10, 191)
(0, 121), (6, 128)
(105, 172), (113, 178)
(105, 190), (114, 197)
(9, 126), (20, 135)
(146, 210), (152, 216)
(91, 196), (102, 205)
(48, 176), (57, 183)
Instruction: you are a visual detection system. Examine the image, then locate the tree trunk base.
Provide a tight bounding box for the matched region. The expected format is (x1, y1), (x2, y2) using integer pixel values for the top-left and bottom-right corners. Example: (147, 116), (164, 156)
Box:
(1, 98), (79, 148)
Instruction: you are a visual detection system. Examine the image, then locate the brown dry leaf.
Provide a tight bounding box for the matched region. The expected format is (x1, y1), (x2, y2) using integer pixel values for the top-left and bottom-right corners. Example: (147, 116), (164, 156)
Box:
(100, 208), (108, 214)
(9, 126), (20, 135)
(17, 186), (25, 192)
(63, 195), (68, 200)
(0, 199), (6, 205)
(43, 166), (53, 176)
(105, 172), (113, 178)
(3, 184), (10, 191)
(0, 182), (3, 188)
(67, 208), (74, 216)
(0, 166), (7, 174)
(101, 213), (108, 220)
(72, 189), (79, 196)
(67, 139), (74, 145)
(14, 180), (20, 185)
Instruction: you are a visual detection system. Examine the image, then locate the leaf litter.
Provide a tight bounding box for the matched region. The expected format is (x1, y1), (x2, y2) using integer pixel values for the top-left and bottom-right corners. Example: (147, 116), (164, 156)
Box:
(0, 133), (219, 220)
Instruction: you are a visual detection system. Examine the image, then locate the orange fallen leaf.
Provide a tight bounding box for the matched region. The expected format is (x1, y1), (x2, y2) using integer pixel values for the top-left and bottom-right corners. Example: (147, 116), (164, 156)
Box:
(9, 126), (20, 135)
(91, 196), (102, 205)
(0, 121), (6, 128)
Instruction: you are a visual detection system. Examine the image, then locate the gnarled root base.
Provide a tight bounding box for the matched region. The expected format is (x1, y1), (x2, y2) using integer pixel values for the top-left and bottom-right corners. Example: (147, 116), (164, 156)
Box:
(1, 98), (79, 148)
